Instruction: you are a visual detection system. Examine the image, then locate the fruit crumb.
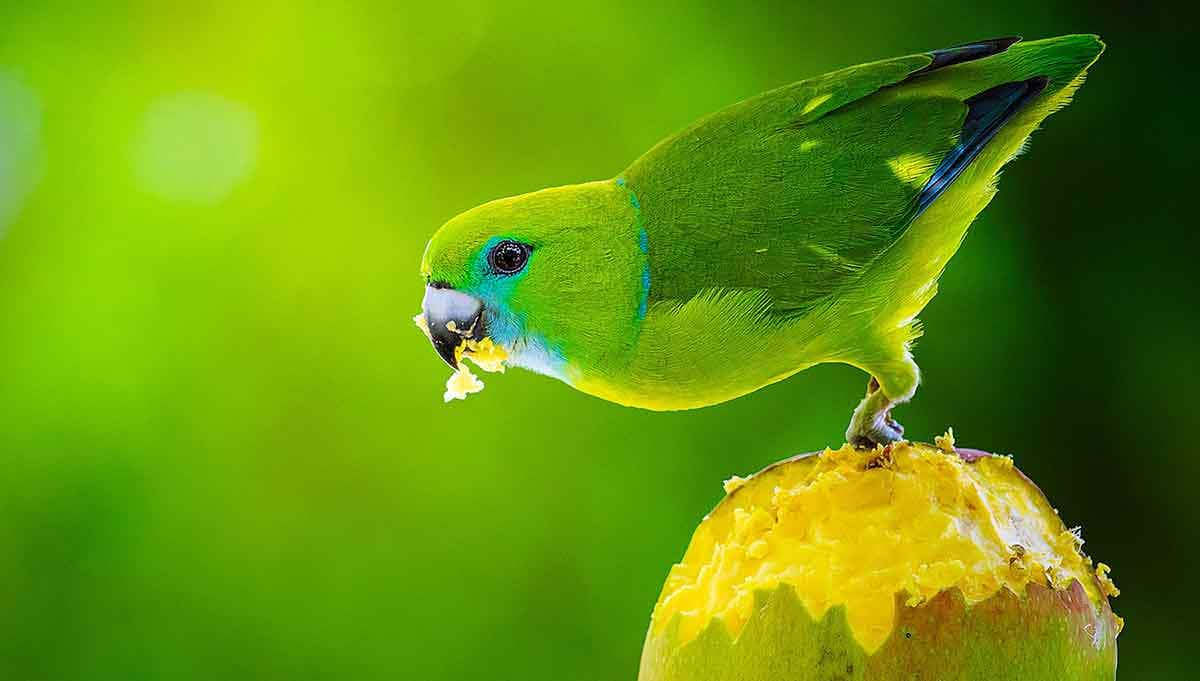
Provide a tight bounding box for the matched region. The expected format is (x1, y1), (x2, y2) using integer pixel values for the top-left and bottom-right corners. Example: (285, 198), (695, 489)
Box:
(444, 364), (484, 402)
(935, 427), (956, 452)
(1096, 563), (1120, 598)
(415, 312), (510, 402)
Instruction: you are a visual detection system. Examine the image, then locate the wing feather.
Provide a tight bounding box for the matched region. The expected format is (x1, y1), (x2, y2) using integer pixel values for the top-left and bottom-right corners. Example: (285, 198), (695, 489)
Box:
(622, 36), (1099, 317)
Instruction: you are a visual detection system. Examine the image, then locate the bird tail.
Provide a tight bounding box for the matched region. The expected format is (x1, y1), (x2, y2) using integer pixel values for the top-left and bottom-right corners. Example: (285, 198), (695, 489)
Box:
(844, 34), (1104, 401)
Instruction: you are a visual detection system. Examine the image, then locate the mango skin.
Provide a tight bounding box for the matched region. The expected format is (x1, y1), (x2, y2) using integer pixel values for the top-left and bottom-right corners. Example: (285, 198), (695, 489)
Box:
(638, 446), (1119, 681)
(641, 581), (1117, 680)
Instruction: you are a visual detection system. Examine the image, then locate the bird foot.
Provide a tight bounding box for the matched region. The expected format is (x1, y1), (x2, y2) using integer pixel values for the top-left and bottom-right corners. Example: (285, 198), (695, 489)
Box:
(848, 415), (904, 449)
(846, 380), (905, 449)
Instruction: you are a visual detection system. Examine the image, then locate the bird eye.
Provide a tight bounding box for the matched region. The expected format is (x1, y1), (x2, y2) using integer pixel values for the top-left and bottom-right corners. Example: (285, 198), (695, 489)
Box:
(488, 240), (530, 275)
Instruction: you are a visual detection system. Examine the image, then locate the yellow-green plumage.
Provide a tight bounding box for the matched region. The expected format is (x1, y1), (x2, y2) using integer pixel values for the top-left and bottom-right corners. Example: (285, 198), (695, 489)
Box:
(420, 35), (1104, 441)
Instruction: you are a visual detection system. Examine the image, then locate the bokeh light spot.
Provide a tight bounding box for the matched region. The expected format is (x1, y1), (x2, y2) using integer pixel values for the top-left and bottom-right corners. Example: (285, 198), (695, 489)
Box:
(0, 73), (44, 235)
(133, 92), (258, 204)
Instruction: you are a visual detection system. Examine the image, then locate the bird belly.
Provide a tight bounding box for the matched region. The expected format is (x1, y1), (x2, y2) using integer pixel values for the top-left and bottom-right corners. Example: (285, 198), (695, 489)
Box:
(572, 290), (825, 411)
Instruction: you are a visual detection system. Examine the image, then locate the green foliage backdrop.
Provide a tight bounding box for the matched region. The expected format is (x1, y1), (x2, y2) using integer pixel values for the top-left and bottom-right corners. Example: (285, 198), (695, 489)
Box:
(0, 2), (1194, 679)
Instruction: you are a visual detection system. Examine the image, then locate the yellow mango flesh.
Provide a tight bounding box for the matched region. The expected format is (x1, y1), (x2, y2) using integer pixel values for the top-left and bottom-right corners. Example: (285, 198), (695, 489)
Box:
(651, 441), (1117, 654)
(413, 313), (509, 402)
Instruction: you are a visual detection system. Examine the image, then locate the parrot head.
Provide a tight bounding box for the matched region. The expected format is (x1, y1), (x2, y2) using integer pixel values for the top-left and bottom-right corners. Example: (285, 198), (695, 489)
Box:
(419, 180), (646, 385)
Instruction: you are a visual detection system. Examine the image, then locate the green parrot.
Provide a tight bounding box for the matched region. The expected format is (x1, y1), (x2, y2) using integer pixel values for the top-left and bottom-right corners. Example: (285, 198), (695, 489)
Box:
(419, 35), (1103, 446)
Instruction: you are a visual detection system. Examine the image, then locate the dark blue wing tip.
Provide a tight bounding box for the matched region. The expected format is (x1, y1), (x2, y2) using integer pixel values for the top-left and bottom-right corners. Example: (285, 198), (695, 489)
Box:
(911, 36), (1023, 78)
(914, 76), (1048, 214)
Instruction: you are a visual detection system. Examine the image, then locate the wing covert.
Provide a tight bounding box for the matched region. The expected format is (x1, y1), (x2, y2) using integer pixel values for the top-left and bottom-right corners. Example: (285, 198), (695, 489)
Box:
(622, 39), (1030, 315)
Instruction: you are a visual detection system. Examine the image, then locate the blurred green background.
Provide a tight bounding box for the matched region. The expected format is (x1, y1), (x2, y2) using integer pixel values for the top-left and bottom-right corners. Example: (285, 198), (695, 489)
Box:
(0, 1), (1194, 679)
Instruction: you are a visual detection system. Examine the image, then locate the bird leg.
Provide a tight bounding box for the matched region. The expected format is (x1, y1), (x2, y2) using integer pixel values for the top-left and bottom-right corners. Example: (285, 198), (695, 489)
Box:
(846, 377), (905, 448)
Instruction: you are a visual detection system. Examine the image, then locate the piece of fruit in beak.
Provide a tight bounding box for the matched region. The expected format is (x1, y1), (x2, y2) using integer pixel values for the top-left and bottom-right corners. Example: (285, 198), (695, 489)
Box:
(414, 288), (510, 402)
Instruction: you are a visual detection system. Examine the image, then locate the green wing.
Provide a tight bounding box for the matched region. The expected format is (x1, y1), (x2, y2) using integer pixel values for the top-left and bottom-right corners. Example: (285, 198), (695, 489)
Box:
(622, 36), (1102, 316)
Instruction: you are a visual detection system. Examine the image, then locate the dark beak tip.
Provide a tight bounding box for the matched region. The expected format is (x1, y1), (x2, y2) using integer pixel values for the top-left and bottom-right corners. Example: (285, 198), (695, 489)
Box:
(431, 335), (460, 369)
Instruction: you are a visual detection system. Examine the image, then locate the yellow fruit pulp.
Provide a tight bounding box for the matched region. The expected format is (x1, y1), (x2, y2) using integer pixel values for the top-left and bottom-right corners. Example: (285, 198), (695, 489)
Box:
(414, 313), (511, 402)
(652, 440), (1113, 653)
(441, 337), (509, 402)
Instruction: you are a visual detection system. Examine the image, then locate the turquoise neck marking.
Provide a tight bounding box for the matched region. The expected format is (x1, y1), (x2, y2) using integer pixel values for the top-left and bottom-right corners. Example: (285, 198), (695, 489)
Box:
(638, 264), (650, 319)
(617, 178), (651, 320)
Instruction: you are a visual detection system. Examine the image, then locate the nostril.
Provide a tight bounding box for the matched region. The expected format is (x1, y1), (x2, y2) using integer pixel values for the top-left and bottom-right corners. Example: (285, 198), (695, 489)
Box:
(428, 280), (452, 290)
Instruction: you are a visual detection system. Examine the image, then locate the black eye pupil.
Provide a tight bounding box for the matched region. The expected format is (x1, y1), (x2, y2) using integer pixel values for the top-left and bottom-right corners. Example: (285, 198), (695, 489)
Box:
(490, 241), (529, 274)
